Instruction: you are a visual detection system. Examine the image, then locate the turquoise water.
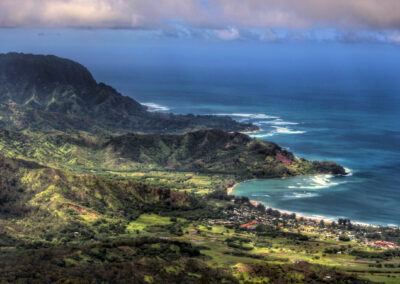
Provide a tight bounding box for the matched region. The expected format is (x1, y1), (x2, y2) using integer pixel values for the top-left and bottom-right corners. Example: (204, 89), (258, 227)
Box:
(89, 44), (400, 226)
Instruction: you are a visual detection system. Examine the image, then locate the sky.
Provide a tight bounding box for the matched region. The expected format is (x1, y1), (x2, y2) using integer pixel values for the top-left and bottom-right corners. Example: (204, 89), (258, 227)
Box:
(0, 0), (400, 44)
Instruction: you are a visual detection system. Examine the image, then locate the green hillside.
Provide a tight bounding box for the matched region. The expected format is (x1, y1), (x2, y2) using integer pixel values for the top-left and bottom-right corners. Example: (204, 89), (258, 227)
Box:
(1, 53), (398, 283)
(0, 129), (345, 178)
(1, 154), (393, 284)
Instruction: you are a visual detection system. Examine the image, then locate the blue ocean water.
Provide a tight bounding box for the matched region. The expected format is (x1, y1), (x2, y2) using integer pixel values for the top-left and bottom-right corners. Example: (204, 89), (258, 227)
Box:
(88, 43), (400, 226)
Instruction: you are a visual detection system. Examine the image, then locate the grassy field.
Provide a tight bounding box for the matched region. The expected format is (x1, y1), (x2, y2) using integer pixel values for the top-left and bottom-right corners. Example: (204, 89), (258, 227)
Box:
(106, 170), (234, 194)
(122, 215), (400, 282)
(0, 137), (398, 283)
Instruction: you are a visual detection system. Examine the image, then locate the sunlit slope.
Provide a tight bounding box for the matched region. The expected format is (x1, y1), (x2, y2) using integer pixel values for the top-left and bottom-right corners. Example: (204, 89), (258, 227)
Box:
(0, 155), (201, 242)
(0, 129), (345, 178)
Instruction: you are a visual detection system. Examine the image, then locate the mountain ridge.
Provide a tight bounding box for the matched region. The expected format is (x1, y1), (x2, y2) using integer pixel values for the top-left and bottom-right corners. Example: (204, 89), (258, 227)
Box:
(0, 128), (346, 177)
(0, 52), (256, 134)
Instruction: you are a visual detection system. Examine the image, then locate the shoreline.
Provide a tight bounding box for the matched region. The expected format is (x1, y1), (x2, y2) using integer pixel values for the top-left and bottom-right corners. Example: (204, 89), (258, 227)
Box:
(239, 128), (263, 134)
(227, 180), (379, 228)
(226, 182), (240, 195)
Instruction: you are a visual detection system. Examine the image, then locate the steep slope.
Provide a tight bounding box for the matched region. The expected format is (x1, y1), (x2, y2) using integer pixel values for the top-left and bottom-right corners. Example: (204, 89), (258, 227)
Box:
(106, 129), (345, 177)
(0, 129), (345, 178)
(0, 155), (200, 242)
(0, 52), (256, 134)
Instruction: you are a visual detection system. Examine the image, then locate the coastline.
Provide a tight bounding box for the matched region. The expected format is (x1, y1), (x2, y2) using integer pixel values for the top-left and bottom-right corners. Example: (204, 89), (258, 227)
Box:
(239, 128), (263, 134)
(226, 182), (240, 195)
(227, 180), (378, 227)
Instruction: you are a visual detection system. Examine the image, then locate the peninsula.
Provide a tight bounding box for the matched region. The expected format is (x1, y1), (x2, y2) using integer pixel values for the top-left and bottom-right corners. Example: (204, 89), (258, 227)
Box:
(0, 53), (398, 284)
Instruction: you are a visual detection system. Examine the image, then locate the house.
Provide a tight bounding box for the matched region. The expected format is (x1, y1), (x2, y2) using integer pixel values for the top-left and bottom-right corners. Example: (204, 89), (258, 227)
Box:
(240, 221), (259, 228)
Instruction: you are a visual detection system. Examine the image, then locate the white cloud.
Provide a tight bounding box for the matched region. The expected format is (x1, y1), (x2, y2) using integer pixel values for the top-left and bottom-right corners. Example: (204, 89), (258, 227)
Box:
(215, 27), (240, 40)
(0, 0), (205, 28)
(0, 0), (400, 31)
(386, 32), (400, 44)
(42, 0), (123, 27)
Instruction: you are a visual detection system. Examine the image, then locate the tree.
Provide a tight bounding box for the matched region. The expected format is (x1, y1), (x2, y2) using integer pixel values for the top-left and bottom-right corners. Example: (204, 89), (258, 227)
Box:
(339, 234), (350, 242)
(256, 203), (266, 213)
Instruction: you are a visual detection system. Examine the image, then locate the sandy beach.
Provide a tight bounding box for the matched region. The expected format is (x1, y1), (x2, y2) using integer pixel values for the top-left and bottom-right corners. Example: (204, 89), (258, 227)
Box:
(226, 182), (240, 195)
(227, 181), (378, 227)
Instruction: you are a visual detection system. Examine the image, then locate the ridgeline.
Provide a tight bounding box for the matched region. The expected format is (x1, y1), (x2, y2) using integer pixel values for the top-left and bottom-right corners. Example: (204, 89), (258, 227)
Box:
(0, 52), (257, 134)
(1, 53), (390, 284)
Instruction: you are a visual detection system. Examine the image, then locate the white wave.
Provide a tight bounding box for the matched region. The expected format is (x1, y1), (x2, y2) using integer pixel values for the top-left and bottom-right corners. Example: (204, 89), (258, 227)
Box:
(302, 175), (340, 189)
(250, 133), (275, 138)
(214, 113), (278, 119)
(387, 224), (399, 228)
(273, 126), (306, 134)
(252, 194), (270, 197)
(313, 175), (334, 184)
(253, 122), (266, 127)
(141, 102), (170, 112)
(298, 184), (340, 190)
(344, 167), (353, 176)
(258, 119), (299, 126)
(311, 215), (335, 221)
(283, 192), (319, 199)
(293, 185), (333, 190)
(288, 175), (343, 190)
(215, 113), (305, 137)
(250, 127), (305, 138)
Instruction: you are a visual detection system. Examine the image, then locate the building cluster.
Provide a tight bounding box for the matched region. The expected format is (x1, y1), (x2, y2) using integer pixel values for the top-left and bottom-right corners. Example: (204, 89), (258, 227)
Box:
(210, 203), (400, 250)
(366, 240), (400, 249)
(240, 221), (259, 228)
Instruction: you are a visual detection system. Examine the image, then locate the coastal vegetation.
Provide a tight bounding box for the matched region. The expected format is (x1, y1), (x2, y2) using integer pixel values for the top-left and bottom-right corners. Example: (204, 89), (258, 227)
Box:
(0, 53), (399, 283)
(0, 128), (345, 177)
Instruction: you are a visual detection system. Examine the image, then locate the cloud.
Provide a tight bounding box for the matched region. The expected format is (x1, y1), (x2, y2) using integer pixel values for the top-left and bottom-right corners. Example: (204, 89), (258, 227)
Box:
(215, 27), (240, 40)
(214, 0), (400, 30)
(386, 32), (400, 44)
(0, 0), (205, 28)
(1, 0), (400, 30)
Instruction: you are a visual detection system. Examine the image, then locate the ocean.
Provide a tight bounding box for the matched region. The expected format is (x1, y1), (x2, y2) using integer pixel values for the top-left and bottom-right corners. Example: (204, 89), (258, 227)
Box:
(89, 43), (400, 226)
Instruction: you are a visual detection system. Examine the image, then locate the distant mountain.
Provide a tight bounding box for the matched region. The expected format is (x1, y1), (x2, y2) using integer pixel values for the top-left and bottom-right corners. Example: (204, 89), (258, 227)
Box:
(0, 52), (257, 134)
